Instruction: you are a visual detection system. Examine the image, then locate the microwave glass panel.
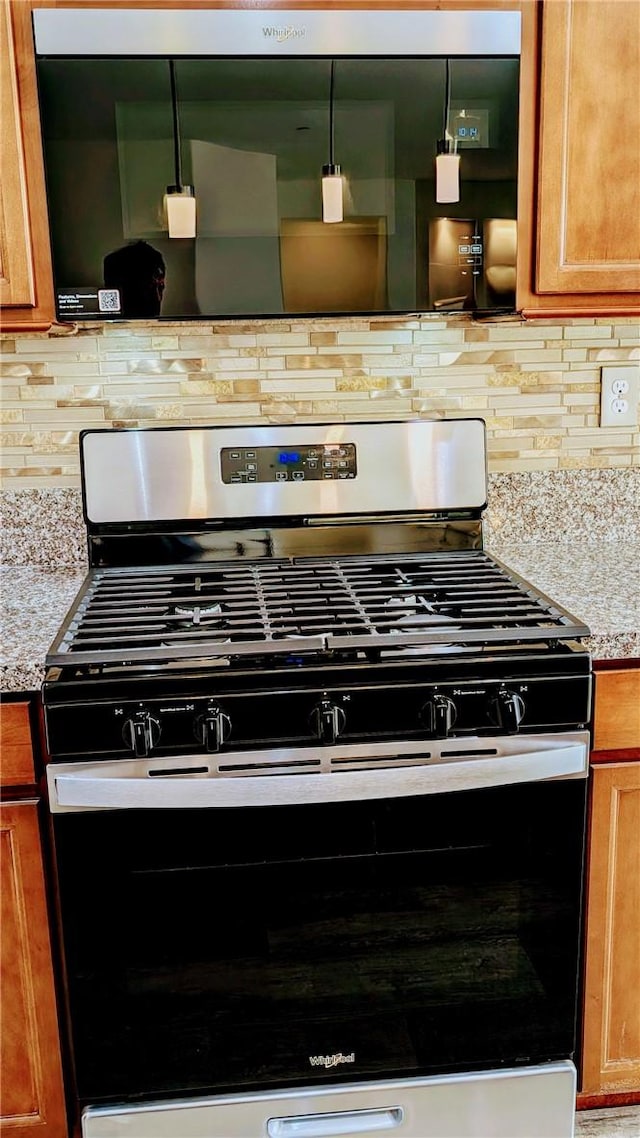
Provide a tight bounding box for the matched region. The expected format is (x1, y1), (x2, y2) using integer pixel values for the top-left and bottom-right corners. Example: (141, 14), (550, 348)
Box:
(36, 57), (519, 320)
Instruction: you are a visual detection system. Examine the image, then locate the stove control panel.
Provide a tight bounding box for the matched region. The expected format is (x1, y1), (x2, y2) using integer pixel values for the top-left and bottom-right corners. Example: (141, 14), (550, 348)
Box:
(221, 443), (357, 483)
(44, 671), (590, 762)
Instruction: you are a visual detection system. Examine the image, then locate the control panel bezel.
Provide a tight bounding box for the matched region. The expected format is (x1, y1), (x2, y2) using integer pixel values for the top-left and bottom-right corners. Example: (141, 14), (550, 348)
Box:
(220, 443), (357, 484)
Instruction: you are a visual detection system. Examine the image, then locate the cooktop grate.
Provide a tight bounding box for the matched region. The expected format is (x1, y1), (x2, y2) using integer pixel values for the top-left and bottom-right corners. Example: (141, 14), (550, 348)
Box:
(47, 551), (589, 667)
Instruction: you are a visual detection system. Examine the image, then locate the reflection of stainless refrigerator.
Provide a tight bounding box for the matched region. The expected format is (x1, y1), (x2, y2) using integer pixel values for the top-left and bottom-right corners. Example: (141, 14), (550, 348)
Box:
(483, 218), (517, 307)
(429, 218), (482, 310)
(428, 217), (516, 310)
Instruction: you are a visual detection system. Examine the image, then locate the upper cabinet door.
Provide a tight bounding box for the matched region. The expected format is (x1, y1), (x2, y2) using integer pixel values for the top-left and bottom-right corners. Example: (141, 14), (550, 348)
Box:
(536, 0), (640, 295)
(0, 0), (54, 329)
(0, 0), (35, 308)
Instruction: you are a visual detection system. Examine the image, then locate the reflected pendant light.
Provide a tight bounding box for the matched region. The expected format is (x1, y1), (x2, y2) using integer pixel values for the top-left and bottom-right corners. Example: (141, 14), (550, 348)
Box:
(322, 59), (344, 223)
(435, 58), (460, 204)
(164, 59), (196, 238)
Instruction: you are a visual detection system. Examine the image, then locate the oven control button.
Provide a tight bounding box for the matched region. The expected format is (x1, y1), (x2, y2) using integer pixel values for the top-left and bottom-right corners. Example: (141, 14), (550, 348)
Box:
(310, 698), (346, 745)
(421, 695), (457, 739)
(194, 706), (232, 753)
(489, 689), (525, 734)
(123, 711), (161, 757)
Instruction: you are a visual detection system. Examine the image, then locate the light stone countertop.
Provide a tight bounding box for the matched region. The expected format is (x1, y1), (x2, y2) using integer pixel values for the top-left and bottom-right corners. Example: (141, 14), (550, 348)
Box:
(1, 567), (86, 693)
(1, 543), (638, 694)
(486, 540), (640, 662)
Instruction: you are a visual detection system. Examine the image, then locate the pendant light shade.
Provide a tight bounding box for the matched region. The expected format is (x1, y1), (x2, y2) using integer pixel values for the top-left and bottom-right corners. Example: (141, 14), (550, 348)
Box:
(435, 59), (460, 205)
(165, 59), (196, 238)
(164, 186), (196, 238)
(435, 145), (460, 205)
(322, 61), (344, 223)
(322, 164), (343, 224)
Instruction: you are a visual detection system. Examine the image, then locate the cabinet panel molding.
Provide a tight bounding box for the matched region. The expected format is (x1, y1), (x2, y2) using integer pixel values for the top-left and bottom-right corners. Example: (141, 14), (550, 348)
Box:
(0, 802), (67, 1136)
(581, 763), (640, 1096)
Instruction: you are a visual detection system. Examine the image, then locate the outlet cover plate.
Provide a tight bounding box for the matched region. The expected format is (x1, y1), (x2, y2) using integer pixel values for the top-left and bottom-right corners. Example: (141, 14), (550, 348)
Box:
(600, 365), (640, 428)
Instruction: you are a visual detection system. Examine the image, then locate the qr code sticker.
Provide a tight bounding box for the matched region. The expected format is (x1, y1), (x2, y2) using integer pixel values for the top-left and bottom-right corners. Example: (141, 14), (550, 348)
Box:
(98, 288), (121, 313)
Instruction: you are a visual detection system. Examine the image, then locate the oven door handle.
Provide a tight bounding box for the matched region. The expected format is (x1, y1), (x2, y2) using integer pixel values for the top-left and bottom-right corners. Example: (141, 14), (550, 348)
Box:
(267, 1106), (404, 1137)
(48, 732), (589, 813)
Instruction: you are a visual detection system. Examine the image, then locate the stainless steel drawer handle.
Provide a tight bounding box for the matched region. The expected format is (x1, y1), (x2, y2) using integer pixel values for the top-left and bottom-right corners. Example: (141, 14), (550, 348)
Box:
(267, 1106), (404, 1137)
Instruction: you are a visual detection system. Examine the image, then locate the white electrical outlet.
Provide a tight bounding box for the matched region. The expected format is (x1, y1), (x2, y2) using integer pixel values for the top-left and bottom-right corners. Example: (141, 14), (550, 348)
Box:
(600, 365), (640, 428)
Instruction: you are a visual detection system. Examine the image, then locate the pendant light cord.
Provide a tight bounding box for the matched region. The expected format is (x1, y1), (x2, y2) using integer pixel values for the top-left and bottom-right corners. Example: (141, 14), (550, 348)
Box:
(443, 57), (451, 140)
(169, 58), (183, 190)
(329, 59), (336, 167)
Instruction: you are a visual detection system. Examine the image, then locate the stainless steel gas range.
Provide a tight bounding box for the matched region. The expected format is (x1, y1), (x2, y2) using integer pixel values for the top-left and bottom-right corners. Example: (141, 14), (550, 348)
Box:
(42, 420), (592, 1138)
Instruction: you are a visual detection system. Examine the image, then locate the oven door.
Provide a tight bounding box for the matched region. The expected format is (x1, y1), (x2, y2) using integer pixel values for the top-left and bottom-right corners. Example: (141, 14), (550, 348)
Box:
(48, 734), (588, 1113)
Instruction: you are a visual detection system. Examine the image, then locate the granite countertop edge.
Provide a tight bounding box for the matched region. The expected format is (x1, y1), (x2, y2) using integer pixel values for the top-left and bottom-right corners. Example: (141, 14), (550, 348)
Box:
(1, 542), (639, 695)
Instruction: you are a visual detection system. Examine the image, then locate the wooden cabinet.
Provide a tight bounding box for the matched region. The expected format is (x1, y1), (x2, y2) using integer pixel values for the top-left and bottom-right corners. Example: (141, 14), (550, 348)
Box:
(579, 667), (640, 1102)
(0, 0), (54, 331)
(518, 0), (640, 315)
(0, 701), (67, 1138)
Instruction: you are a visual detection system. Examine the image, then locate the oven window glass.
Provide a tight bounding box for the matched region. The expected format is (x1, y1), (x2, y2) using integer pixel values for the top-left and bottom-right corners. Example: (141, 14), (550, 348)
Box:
(53, 780), (585, 1104)
(36, 57), (519, 320)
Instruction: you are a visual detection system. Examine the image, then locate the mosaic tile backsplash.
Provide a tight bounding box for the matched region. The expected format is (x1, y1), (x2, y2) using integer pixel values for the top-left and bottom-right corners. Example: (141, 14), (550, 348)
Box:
(1, 314), (638, 489)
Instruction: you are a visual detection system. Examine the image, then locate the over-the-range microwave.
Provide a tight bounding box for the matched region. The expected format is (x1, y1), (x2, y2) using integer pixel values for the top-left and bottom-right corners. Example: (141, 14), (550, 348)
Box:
(33, 7), (520, 323)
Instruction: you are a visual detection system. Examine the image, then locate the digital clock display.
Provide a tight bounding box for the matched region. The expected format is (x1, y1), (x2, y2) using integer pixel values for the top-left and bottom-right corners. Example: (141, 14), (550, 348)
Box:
(278, 452), (301, 464)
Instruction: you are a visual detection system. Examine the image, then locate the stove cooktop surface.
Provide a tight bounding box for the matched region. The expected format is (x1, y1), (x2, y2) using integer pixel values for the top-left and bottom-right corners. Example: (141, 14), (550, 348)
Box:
(47, 550), (590, 672)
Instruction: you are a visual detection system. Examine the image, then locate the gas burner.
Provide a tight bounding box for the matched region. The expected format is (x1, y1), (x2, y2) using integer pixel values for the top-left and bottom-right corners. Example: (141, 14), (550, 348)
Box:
(174, 603), (223, 627)
(47, 550), (591, 668)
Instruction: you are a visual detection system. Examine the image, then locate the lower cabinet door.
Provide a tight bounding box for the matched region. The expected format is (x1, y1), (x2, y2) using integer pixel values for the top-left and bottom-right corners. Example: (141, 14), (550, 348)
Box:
(581, 762), (640, 1095)
(0, 801), (67, 1137)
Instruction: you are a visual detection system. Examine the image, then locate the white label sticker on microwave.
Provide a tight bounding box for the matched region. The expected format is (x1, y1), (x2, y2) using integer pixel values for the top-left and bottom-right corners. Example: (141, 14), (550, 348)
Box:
(57, 286), (121, 316)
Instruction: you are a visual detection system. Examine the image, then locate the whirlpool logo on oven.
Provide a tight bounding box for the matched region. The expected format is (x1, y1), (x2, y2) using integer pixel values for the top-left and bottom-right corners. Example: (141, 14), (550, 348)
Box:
(262, 25), (306, 43)
(309, 1052), (356, 1069)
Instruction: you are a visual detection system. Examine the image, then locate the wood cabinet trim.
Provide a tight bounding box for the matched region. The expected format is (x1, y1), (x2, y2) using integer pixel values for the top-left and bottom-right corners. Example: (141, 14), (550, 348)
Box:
(593, 670), (640, 754)
(0, 702), (36, 788)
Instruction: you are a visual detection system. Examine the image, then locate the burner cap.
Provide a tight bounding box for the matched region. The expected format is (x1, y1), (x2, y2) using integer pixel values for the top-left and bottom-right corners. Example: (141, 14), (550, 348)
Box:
(174, 603), (223, 626)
